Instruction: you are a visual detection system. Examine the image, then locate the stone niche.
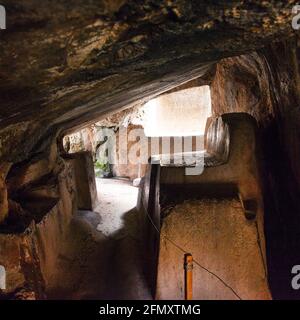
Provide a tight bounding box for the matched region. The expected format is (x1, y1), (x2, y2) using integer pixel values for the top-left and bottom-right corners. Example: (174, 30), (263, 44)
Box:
(0, 145), (77, 299)
(138, 113), (271, 300)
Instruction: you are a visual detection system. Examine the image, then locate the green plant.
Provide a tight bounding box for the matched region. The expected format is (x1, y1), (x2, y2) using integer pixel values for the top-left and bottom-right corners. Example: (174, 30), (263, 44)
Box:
(94, 159), (111, 178)
(95, 160), (109, 171)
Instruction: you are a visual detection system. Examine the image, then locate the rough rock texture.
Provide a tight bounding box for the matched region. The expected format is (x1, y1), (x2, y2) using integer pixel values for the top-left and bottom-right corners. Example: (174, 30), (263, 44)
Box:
(0, 1), (300, 300)
(64, 128), (94, 155)
(62, 104), (145, 159)
(211, 39), (300, 299)
(0, 1), (297, 163)
(0, 141), (78, 299)
(65, 152), (98, 211)
(160, 114), (264, 210)
(47, 179), (152, 300)
(211, 39), (300, 191)
(0, 163), (12, 223)
(138, 113), (270, 299)
(156, 199), (271, 300)
(0, 158), (76, 299)
(65, 116), (205, 181)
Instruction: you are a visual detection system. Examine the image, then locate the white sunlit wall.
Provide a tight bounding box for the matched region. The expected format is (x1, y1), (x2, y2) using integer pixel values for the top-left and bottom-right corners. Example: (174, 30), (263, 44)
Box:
(143, 85), (212, 137)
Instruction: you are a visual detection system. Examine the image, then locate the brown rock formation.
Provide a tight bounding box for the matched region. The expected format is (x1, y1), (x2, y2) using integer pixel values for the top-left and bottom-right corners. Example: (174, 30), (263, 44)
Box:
(0, 163), (12, 223)
(157, 198), (271, 300)
(0, 1), (297, 163)
(0, 1), (299, 300)
(0, 157), (77, 298)
(139, 113), (271, 299)
(211, 39), (300, 298)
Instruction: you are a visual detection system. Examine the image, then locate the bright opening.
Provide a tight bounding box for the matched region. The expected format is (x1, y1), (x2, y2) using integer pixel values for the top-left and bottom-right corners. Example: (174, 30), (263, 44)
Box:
(143, 85), (212, 137)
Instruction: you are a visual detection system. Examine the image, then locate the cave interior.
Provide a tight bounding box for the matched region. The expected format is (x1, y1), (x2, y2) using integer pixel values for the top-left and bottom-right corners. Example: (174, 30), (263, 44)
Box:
(0, 0), (300, 300)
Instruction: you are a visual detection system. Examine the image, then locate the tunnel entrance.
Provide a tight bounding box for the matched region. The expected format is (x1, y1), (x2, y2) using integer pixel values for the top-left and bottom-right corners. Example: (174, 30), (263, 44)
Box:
(54, 83), (271, 300)
(46, 176), (150, 300)
(53, 85), (213, 299)
(62, 84), (212, 184)
(143, 85), (211, 137)
(1, 33), (297, 300)
(0, 0), (299, 302)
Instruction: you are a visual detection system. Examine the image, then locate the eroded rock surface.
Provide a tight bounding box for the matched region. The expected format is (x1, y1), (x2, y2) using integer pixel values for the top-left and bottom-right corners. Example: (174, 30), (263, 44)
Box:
(157, 198), (271, 300)
(0, 156), (77, 299)
(210, 40), (300, 298)
(0, 1), (300, 300)
(0, 1), (297, 162)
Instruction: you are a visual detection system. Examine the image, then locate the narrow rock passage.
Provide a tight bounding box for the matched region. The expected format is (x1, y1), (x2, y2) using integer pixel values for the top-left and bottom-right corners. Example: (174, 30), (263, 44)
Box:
(47, 178), (152, 300)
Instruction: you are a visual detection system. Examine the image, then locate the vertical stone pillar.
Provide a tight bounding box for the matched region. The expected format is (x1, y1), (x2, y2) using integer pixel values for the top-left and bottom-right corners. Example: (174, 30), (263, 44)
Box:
(70, 152), (98, 210)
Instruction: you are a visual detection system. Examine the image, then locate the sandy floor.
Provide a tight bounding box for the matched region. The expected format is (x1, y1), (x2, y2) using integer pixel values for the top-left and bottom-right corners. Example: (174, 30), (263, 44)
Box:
(47, 178), (152, 300)
(95, 178), (138, 238)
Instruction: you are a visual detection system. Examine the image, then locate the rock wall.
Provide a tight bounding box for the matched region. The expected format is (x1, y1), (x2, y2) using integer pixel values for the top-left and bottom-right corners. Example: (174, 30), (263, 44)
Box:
(0, 144), (77, 299)
(0, 1), (296, 164)
(211, 38), (300, 195)
(65, 152), (98, 211)
(138, 114), (271, 300)
(65, 118), (204, 181)
(63, 125), (104, 160)
(211, 38), (300, 299)
(157, 199), (271, 300)
(154, 114), (270, 300)
(0, 1), (298, 300)
(113, 124), (148, 180)
(0, 163), (12, 224)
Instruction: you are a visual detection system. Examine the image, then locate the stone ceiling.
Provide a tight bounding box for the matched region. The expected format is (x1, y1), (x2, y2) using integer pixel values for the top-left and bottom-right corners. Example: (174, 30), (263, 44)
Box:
(0, 0), (298, 161)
